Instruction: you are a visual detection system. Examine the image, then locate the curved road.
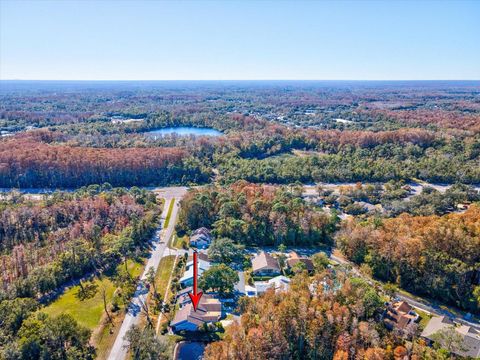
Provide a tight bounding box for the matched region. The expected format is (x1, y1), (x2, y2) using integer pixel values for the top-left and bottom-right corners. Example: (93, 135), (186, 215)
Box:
(107, 187), (187, 360)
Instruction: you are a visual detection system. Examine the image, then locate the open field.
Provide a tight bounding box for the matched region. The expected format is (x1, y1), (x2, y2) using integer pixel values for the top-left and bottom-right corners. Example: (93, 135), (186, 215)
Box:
(42, 260), (145, 360)
(43, 261), (144, 329)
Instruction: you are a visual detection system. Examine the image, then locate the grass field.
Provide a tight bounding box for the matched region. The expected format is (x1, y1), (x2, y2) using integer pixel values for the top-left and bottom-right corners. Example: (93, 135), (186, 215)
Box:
(163, 198), (175, 229)
(42, 260), (144, 330)
(43, 277), (116, 330)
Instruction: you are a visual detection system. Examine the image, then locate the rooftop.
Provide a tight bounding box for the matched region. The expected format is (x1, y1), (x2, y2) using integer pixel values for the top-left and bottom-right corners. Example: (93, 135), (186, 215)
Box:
(421, 316), (480, 358)
(252, 251), (280, 272)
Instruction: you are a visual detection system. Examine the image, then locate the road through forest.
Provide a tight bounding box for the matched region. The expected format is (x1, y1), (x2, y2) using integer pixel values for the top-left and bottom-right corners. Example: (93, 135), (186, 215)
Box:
(107, 187), (187, 360)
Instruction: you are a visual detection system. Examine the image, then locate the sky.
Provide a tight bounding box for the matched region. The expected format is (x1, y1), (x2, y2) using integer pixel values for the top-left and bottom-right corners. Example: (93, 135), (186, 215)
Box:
(1, 0), (479, 80)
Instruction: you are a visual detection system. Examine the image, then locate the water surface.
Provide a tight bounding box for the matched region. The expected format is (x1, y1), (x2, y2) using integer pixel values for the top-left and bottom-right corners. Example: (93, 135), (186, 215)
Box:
(145, 126), (222, 138)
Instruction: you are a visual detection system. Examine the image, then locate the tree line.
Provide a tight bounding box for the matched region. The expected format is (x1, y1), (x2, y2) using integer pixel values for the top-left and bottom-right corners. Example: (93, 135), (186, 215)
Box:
(0, 134), (210, 187)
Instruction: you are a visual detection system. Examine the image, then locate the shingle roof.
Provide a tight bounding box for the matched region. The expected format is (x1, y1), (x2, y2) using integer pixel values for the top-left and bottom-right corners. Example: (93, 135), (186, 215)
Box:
(188, 252), (210, 263)
(287, 258), (314, 271)
(396, 301), (413, 314)
(192, 227), (211, 236)
(252, 252), (280, 272)
(171, 295), (222, 329)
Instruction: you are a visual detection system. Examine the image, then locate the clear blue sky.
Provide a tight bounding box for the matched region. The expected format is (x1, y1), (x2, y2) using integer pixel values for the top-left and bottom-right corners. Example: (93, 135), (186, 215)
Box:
(1, 0), (479, 80)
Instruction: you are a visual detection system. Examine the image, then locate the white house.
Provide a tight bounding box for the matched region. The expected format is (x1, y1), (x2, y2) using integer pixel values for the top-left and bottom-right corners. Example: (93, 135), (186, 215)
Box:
(179, 258), (211, 287)
(244, 275), (291, 297)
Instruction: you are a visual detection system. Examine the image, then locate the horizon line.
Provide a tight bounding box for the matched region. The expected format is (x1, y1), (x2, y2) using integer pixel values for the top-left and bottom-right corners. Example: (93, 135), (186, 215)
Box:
(1, 79), (480, 82)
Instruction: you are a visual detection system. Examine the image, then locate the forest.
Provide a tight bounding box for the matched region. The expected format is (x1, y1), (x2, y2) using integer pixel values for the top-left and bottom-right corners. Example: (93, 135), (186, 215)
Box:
(0, 186), (160, 297)
(1, 81), (480, 188)
(0, 133), (209, 188)
(204, 272), (446, 360)
(176, 181), (337, 247)
(336, 206), (480, 312)
(0, 186), (161, 358)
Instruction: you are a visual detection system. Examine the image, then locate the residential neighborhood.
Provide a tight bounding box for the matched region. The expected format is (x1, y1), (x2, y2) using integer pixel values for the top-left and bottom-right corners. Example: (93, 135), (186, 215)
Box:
(165, 225), (480, 360)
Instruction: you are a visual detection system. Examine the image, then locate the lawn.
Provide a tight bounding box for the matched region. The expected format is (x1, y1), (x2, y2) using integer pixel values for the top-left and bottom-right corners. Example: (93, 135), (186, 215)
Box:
(42, 260), (144, 331)
(163, 198), (175, 229)
(172, 234), (188, 249)
(42, 277), (116, 330)
(155, 255), (176, 299)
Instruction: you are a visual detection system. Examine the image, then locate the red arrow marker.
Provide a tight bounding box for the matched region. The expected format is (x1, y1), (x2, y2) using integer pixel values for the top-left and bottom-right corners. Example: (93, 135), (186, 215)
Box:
(188, 251), (203, 311)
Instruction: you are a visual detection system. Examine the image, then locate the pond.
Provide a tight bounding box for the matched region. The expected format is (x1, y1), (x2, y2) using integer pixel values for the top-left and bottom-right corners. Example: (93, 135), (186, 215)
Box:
(175, 342), (206, 360)
(145, 126), (222, 138)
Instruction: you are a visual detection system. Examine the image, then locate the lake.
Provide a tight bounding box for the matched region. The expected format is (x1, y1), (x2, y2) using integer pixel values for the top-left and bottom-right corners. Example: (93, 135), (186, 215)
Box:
(145, 126), (222, 138)
(175, 342), (206, 360)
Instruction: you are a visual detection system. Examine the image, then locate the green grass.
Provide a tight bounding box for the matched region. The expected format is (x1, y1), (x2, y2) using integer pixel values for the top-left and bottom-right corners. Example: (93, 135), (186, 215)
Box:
(163, 198), (175, 229)
(42, 260), (144, 330)
(172, 234), (188, 249)
(42, 277), (115, 330)
(155, 255), (176, 298)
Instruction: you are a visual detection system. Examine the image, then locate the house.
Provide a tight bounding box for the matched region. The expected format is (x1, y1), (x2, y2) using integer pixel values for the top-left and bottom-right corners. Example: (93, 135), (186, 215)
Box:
(456, 203), (470, 211)
(383, 301), (418, 338)
(251, 252), (281, 277)
(189, 227), (212, 249)
(245, 275), (291, 297)
(170, 294), (222, 332)
(179, 258), (211, 287)
(421, 316), (480, 358)
(287, 251), (314, 273)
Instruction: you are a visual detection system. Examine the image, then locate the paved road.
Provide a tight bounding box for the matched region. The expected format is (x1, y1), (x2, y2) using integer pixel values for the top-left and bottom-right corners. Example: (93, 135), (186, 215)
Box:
(329, 253), (480, 329)
(107, 187), (187, 360)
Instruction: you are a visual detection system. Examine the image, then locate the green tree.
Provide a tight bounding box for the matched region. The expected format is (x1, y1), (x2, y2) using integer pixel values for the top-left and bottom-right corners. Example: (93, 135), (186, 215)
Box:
(473, 285), (480, 310)
(126, 326), (169, 360)
(145, 266), (158, 298)
(431, 327), (468, 355)
(207, 238), (244, 265)
(18, 313), (94, 360)
(199, 264), (239, 297)
(311, 252), (329, 272)
(291, 261), (307, 274)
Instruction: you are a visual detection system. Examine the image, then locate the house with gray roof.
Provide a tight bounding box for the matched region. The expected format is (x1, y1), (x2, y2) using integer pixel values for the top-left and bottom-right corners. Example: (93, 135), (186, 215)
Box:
(189, 227), (212, 249)
(421, 316), (480, 358)
(251, 251), (281, 277)
(170, 294), (222, 332)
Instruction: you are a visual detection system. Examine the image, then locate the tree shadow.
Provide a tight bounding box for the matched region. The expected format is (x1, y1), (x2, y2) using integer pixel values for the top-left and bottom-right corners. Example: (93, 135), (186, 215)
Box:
(76, 281), (99, 300)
